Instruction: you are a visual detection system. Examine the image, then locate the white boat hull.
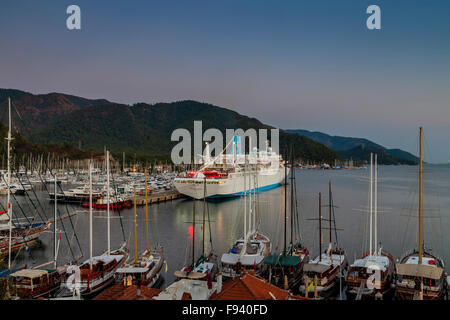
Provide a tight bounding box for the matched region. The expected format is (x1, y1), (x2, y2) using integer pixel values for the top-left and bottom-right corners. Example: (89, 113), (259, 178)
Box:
(174, 168), (288, 199)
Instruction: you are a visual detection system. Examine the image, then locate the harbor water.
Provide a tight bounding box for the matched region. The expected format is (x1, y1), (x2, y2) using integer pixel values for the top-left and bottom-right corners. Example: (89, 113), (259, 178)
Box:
(6, 164), (450, 288)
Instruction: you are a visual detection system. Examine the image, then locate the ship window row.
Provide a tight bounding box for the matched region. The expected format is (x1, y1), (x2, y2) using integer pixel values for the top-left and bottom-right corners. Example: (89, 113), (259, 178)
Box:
(178, 180), (225, 184)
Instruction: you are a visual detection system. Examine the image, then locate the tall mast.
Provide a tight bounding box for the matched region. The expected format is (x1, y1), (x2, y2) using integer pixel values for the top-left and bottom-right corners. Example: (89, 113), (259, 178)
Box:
(134, 187), (138, 264)
(106, 150), (110, 254)
(284, 150), (287, 255)
(418, 127), (423, 264)
(248, 165), (252, 236)
(243, 158), (247, 255)
(202, 177), (206, 256)
(145, 168), (149, 254)
(374, 153), (378, 256)
(319, 192), (322, 262)
(369, 152), (373, 256)
(192, 199), (195, 266)
(7, 97), (13, 269)
(290, 146), (294, 246)
(89, 160), (93, 269)
(329, 181), (332, 246)
(54, 173), (58, 268)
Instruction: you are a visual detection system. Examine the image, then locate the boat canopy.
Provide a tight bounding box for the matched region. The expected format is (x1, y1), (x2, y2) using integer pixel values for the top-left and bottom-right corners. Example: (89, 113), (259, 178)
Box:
(264, 255), (302, 266)
(116, 267), (149, 274)
(303, 263), (331, 274)
(10, 269), (48, 279)
(396, 263), (443, 280)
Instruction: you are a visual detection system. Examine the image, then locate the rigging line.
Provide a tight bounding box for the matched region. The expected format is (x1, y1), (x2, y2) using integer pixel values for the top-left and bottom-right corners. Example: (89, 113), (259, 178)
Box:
(15, 172), (45, 223)
(22, 171), (48, 222)
(10, 100), (25, 124)
(206, 199), (213, 252)
(331, 188), (339, 248)
(399, 169), (418, 255)
(38, 168), (77, 260)
(45, 164), (84, 258)
(0, 197), (35, 262)
(110, 167), (126, 242)
(293, 167), (301, 242)
(64, 212), (80, 261)
(2, 174), (33, 225)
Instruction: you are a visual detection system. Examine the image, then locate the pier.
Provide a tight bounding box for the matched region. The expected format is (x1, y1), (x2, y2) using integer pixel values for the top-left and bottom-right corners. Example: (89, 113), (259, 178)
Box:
(133, 191), (185, 205)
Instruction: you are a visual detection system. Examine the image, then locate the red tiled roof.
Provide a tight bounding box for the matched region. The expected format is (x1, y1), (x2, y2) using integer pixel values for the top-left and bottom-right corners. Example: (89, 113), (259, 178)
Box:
(94, 284), (162, 300)
(210, 273), (290, 300)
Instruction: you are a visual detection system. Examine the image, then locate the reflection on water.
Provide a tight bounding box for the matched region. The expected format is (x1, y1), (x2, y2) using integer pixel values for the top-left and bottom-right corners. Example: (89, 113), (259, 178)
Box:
(6, 164), (450, 288)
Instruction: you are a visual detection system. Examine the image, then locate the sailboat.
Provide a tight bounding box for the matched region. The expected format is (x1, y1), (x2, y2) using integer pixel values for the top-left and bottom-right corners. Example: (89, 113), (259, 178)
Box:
(395, 127), (447, 300)
(9, 175), (65, 299)
(221, 161), (271, 279)
(174, 177), (218, 281)
(299, 188), (347, 299)
(57, 157), (127, 298)
(263, 148), (309, 291)
(346, 153), (396, 300)
(115, 167), (165, 287)
(0, 97), (50, 260)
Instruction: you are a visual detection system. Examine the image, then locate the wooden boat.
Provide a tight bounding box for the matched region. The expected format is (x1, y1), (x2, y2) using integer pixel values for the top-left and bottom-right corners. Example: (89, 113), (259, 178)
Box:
(0, 222), (50, 257)
(346, 250), (395, 300)
(10, 268), (65, 299)
(263, 148), (309, 291)
(221, 166), (271, 279)
(346, 153), (395, 300)
(299, 191), (347, 299)
(115, 173), (165, 288)
(57, 157), (128, 299)
(175, 176), (219, 281)
(81, 197), (131, 210)
(395, 127), (447, 300)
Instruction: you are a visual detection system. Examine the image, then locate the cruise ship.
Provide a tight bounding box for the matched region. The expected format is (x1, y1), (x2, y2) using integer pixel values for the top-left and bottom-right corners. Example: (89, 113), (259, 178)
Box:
(174, 139), (288, 199)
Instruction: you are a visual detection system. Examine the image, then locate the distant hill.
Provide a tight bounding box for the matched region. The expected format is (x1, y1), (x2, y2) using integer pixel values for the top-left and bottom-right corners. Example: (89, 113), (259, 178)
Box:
(0, 90), (340, 163)
(0, 121), (90, 166)
(0, 89), (111, 135)
(287, 129), (418, 165)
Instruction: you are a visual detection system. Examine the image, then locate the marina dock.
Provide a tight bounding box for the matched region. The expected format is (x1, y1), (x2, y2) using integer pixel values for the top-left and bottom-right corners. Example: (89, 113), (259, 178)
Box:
(133, 191), (185, 205)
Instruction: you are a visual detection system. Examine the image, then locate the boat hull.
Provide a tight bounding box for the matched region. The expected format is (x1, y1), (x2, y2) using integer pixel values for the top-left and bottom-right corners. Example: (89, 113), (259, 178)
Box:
(175, 168), (287, 199)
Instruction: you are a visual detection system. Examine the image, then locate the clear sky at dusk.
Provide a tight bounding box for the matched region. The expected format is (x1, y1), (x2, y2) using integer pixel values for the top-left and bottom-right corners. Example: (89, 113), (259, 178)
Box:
(1, 1), (449, 161)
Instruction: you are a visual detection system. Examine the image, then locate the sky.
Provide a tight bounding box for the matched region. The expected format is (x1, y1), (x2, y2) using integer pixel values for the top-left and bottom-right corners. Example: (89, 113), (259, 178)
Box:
(0, 0), (449, 162)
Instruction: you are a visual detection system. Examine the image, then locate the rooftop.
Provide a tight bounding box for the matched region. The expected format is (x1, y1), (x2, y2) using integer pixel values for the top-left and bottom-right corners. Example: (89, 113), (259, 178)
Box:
(93, 284), (162, 300)
(210, 273), (290, 300)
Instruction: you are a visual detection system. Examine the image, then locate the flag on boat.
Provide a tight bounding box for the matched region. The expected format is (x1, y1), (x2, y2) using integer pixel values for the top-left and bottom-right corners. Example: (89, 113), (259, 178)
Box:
(165, 262), (168, 273)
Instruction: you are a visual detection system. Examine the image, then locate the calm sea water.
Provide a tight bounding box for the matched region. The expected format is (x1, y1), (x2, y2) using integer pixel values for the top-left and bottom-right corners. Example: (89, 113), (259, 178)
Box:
(7, 164), (450, 288)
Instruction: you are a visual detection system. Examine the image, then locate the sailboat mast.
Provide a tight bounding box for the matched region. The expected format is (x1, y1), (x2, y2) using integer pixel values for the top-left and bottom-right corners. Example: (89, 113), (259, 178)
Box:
(243, 159), (247, 253)
(202, 177), (206, 256)
(145, 168), (149, 254)
(319, 192), (322, 262)
(107, 150), (110, 254)
(89, 160), (93, 269)
(54, 173), (57, 268)
(248, 166), (252, 236)
(7, 97), (12, 269)
(290, 146), (294, 246)
(329, 181), (332, 246)
(418, 127), (423, 264)
(374, 153), (378, 256)
(284, 151), (287, 255)
(192, 199), (195, 266)
(134, 187), (138, 264)
(369, 152), (373, 256)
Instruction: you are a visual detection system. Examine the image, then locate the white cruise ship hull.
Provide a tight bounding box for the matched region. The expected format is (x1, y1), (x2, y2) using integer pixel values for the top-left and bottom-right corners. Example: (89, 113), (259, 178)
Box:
(174, 168), (288, 199)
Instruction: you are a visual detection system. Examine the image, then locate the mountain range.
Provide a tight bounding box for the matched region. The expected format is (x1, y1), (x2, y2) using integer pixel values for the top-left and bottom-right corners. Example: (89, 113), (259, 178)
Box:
(287, 129), (419, 165)
(0, 88), (417, 165)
